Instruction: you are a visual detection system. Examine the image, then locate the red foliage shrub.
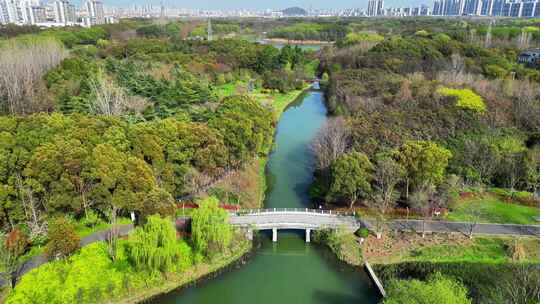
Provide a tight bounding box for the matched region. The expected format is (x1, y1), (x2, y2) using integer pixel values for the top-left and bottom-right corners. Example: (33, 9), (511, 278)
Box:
(5, 229), (28, 257)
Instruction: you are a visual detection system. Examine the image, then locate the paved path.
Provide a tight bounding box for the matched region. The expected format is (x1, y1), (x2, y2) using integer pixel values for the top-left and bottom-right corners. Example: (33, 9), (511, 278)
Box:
(6, 212), (540, 287)
(5, 224), (134, 286)
(363, 219), (540, 237)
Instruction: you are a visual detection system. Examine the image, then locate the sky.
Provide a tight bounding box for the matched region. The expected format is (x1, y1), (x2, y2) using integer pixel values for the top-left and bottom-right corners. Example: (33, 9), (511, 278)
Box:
(105, 0), (429, 10)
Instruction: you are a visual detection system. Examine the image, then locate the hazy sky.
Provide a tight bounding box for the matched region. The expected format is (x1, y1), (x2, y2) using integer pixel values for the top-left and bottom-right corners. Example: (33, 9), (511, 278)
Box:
(106, 0), (429, 10)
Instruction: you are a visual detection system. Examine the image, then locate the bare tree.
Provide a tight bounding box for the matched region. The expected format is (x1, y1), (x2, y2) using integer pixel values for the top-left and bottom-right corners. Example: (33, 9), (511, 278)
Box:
(499, 264), (540, 304)
(88, 73), (130, 116)
(0, 37), (67, 115)
(14, 174), (46, 238)
(311, 117), (350, 171)
(367, 157), (404, 238)
(408, 185), (436, 238)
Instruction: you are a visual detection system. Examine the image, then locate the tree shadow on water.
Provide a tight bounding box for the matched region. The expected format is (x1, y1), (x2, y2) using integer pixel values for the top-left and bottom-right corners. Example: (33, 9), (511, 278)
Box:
(312, 290), (363, 304)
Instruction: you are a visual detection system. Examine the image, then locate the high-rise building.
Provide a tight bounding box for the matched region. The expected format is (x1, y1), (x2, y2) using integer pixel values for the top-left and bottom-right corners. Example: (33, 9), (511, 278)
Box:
(52, 0), (75, 24)
(464, 0), (482, 14)
(367, 0), (377, 16)
(367, 0), (384, 16)
(84, 0), (104, 24)
(0, 0), (18, 24)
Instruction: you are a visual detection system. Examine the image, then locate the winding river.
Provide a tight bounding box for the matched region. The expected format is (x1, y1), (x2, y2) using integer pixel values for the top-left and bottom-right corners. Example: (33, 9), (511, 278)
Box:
(152, 88), (379, 303)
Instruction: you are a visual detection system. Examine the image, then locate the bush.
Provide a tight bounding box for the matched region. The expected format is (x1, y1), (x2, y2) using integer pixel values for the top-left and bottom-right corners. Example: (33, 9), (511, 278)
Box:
(355, 228), (370, 238)
(7, 243), (125, 304)
(81, 210), (101, 228)
(45, 217), (80, 259)
(384, 272), (472, 304)
(437, 87), (486, 114)
(5, 229), (29, 258)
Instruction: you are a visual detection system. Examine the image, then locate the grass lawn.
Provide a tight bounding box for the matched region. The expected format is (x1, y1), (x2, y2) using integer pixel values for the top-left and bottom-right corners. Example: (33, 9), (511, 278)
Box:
(407, 237), (509, 263)
(215, 81), (309, 117)
(446, 197), (540, 225)
(73, 217), (132, 239)
(364, 232), (540, 265)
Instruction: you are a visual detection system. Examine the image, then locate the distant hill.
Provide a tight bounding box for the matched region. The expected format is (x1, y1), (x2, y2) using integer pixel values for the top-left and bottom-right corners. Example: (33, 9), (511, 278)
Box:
(281, 7), (308, 16)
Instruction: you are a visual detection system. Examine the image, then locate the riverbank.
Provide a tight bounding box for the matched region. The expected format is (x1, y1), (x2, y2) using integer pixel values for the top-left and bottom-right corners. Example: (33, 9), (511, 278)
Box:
(262, 38), (334, 45)
(116, 237), (252, 304)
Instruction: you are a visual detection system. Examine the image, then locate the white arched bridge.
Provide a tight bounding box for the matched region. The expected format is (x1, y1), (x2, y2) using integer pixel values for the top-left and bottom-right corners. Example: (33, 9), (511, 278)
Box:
(229, 208), (362, 242)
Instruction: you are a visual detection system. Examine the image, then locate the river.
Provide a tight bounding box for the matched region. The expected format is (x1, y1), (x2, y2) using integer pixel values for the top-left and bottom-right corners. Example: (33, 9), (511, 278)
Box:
(151, 89), (379, 303)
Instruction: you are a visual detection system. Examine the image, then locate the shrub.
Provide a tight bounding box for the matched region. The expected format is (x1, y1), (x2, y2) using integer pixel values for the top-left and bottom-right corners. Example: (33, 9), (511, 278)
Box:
(355, 228), (370, 238)
(5, 229), (29, 258)
(437, 87), (486, 113)
(81, 210), (101, 228)
(384, 272), (472, 304)
(7, 243), (125, 304)
(46, 217), (80, 259)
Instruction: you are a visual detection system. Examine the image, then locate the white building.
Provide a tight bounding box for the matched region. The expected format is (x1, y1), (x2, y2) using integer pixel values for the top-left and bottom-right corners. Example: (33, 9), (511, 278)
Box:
(0, 0), (19, 24)
(83, 0), (104, 25)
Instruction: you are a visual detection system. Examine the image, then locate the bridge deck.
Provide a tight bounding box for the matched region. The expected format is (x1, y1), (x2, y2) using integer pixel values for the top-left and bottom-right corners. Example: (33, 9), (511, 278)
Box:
(229, 209), (360, 230)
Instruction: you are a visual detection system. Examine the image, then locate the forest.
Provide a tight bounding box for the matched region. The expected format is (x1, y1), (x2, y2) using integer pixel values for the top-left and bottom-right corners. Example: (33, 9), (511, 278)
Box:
(0, 18), (317, 302)
(309, 17), (540, 304)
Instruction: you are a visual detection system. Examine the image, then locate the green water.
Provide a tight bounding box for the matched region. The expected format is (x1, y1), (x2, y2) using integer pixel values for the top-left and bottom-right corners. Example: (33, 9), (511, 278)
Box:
(151, 90), (379, 304)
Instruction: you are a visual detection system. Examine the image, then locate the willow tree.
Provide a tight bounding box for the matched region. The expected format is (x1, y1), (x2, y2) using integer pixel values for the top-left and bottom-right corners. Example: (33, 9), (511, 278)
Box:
(127, 215), (183, 273)
(191, 197), (232, 258)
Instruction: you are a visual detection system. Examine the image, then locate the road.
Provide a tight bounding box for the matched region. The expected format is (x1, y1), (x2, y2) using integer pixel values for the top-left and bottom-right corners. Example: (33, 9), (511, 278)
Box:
(363, 219), (540, 237)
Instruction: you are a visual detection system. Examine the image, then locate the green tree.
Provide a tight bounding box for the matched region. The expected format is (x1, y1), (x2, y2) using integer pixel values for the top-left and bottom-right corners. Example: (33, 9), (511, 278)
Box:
(127, 215), (188, 273)
(384, 273), (472, 304)
(394, 141), (452, 198)
(191, 197), (232, 259)
(328, 152), (374, 209)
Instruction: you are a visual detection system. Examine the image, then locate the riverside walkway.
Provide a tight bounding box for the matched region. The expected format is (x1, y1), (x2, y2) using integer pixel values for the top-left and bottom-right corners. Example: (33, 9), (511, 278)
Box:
(6, 210), (540, 287)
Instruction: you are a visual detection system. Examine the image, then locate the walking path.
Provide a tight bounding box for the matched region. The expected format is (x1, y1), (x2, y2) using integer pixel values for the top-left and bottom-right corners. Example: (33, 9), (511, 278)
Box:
(383, 219), (540, 237)
(5, 213), (540, 287)
(3, 224), (134, 287)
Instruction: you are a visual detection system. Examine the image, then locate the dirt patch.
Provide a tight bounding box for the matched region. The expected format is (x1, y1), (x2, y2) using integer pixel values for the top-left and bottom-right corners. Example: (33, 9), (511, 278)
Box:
(363, 231), (472, 264)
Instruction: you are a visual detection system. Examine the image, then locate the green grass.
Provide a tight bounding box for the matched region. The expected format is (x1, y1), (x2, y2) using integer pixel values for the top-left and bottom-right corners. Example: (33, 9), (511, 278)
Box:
(215, 83), (238, 98)
(446, 197), (540, 225)
(73, 217), (132, 238)
(407, 238), (509, 264)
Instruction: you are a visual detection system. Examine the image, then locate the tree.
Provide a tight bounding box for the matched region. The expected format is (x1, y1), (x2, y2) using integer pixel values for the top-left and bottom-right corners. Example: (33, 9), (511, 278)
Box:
(45, 216), (80, 259)
(1, 230), (27, 288)
(408, 185), (436, 238)
(88, 72), (130, 116)
(127, 215), (186, 273)
(394, 140), (452, 198)
(367, 155), (404, 238)
(525, 146), (540, 198)
(0, 37), (67, 115)
(191, 197), (232, 258)
(497, 264), (540, 304)
(384, 273), (472, 304)
(311, 117), (350, 171)
(328, 152), (373, 209)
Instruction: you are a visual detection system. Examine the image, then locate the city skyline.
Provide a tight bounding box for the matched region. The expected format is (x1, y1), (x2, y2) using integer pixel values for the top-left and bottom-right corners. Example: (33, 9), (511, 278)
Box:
(91, 0), (428, 10)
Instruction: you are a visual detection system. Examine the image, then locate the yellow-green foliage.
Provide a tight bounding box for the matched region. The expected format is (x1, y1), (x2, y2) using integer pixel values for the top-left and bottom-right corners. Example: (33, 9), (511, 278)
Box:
(344, 32), (384, 45)
(437, 87), (486, 113)
(523, 26), (540, 33)
(7, 243), (125, 304)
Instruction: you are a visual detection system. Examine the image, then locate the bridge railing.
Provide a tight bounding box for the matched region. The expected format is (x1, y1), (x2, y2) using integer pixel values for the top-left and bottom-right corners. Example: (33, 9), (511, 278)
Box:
(230, 208), (357, 217)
